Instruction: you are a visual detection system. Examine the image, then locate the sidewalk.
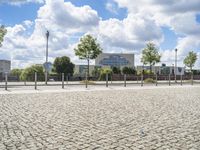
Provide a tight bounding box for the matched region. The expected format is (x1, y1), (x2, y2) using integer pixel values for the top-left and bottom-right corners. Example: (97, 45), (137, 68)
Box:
(0, 84), (199, 95)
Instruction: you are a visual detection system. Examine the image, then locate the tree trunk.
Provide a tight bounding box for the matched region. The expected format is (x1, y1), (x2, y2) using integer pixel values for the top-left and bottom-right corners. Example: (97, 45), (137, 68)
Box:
(150, 63), (152, 73)
(87, 59), (90, 79)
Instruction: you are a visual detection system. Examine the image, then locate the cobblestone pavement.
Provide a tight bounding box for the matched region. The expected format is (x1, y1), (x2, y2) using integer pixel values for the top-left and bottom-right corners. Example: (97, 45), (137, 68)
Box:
(0, 87), (200, 150)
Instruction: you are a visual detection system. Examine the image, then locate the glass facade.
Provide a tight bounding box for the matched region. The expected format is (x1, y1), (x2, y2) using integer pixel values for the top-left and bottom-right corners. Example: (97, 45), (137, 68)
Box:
(99, 55), (130, 67)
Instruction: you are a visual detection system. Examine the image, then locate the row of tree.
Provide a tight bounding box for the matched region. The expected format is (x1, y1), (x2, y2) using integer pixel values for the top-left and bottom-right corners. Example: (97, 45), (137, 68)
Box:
(140, 42), (198, 73)
(11, 56), (75, 80)
(0, 26), (198, 76)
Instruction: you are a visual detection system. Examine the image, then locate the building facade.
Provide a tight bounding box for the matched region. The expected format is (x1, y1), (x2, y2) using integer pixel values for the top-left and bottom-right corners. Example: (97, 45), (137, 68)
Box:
(0, 60), (11, 74)
(95, 53), (135, 68)
(74, 65), (96, 77)
(136, 65), (185, 75)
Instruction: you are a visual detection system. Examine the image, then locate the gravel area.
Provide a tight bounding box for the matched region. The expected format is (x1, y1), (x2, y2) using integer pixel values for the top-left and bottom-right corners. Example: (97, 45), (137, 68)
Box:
(0, 87), (200, 150)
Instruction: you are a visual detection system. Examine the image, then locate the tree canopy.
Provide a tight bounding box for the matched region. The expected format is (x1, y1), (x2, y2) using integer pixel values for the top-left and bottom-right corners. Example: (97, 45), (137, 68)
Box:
(112, 66), (121, 74)
(0, 25), (7, 47)
(11, 69), (23, 77)
(53, 56), (74, 75)
(184, 51), (197, 72)
(20, 65), (44, 81)
(74, 34), (102, 76)
(141, 42), (161, 72)
(122, 67), (136, 75)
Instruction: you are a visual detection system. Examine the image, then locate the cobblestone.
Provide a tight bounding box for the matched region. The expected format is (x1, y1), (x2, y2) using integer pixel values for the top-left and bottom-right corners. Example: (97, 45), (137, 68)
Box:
(0, 87), (200, 149)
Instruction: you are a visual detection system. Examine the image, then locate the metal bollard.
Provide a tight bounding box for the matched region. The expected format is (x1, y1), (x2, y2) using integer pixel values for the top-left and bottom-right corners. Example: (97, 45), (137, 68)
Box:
(191, 74), (193, 85)
(45, 72), (48, 85)
(111, 74), (113, 84)
(141, 74), (143, 87)
(5, 73), (8, 90)
(106, 73), (108, 87)
(155, 74), (158, 86)
(35, 72), (37, 90)
(124, 74), (127, 87)
(169, 74), (171, 86)
(62, 73), (64, 89)
(66, 75), (68, 84)
(85, 72), (88, 88)
(181, 74), (183, 86)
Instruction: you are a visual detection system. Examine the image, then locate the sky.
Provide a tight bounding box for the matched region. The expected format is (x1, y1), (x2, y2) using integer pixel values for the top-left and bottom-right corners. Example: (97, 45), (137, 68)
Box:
(0, 0), (200, 69)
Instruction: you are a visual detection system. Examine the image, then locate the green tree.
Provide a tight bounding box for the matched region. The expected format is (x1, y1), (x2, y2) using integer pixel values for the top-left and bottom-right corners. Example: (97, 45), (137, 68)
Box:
(20, 65), (44, 81)
(112, 66), (121, 74)
(99, 68), (112, 81)
(122, 67), (136, 75)
(11, 69), (23, 79)
(141, 42), (161, 72)
(184, 51), (197, 73)
(92, 66), (101, 77)
(53, 56), (74, 75)
(0, 25), (7, 47)
(74, 34), (102, 77)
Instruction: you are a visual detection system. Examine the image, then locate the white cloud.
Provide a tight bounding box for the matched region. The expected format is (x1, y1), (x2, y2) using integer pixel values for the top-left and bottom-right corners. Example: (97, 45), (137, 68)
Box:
(1, 0), (200, 68)
(105, 1), (118, 14)
(0, 0), (100, 68)
(112, 0), (200, 67)
(97, 14), (163, 53)
(0, 0), (44, 5)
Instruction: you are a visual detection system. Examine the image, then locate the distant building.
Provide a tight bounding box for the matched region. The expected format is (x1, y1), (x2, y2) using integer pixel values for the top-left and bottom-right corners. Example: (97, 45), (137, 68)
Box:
(136, 65), (185, 75)
(95, 53), (135, 68)
(74, 65), (96, 77)
(0, 60), (11, 74)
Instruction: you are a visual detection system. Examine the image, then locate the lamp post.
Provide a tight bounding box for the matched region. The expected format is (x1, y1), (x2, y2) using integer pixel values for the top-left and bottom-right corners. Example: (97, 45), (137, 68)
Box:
(45, 30), (49, 85)
(46, 30), (49, 63)
(175, 48), (178, 83)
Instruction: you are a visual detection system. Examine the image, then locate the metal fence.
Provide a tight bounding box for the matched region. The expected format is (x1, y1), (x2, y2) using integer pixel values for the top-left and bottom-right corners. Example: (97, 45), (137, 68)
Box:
(0, 73), (199, 90)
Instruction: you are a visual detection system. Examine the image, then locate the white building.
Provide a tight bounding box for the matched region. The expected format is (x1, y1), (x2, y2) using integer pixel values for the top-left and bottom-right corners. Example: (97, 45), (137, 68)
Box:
(95, 53), (135, 68)
(74, 65), (96, 76)
(136, 65), (185, 75)
(0, 60), (11, 74)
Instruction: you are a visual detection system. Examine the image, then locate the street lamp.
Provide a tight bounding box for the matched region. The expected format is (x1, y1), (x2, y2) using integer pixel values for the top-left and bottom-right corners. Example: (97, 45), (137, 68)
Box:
(45, 30), (49, 85)
(46, 30), (49, 63)
(175, 48), (178, 83)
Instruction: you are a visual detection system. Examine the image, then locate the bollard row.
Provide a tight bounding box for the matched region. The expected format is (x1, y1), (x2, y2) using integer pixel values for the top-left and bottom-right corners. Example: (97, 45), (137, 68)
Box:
(2, 73), (197, 90)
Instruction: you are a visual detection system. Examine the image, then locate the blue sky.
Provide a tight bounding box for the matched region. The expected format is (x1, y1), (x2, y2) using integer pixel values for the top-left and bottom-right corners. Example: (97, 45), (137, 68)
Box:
(0, 0), (200, 68)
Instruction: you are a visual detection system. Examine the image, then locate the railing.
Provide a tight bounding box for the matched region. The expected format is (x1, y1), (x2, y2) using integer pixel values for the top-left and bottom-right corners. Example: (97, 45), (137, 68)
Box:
(0, 73), (199, 91)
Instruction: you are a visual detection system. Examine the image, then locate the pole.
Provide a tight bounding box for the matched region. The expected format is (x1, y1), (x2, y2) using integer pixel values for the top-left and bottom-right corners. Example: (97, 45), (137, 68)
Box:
(175, 48), (178, 83)
(106, 73), (108, 87)
(155, 74), (158, 86)
(66, 75), (68, 84)
(191, 73), (193, 85)
(85, 72), (88, 88)
(45, 30), (49, 85)
(62, 73), (64, 89)
(35, 72), (37, 90)
(169, 74), (171, 86)
(46, 30), (49, 63)
(181, 74), (183, 86)
(5, 73), (8, 91)
(141, 73), (143, 87)
(45, 72), (48, 85)
(124, 74), (126, 87)
(111, 74), (113, 84)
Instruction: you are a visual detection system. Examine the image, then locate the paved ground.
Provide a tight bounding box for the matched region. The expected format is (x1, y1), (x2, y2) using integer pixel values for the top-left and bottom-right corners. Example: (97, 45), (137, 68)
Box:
(0, 87), (200, 150)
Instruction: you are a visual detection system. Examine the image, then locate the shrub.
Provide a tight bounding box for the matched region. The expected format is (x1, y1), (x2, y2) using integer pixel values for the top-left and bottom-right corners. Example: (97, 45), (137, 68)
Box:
(137, 70), (154, 75)
(98, 68), (112, 81)
(112, 67), (121, 74)
(144, 78), (155, 83)
(122, 67), (136, 75)
(20, 65), (45, 81)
